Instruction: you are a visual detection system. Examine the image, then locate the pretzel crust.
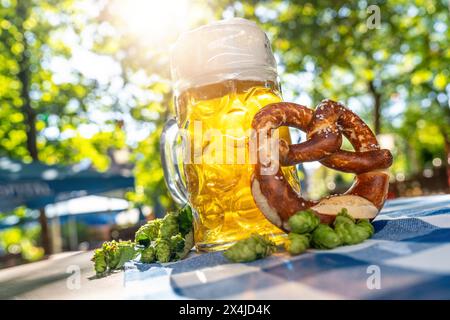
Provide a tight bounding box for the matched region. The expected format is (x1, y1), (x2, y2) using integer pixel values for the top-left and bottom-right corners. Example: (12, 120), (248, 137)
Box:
(251, 99), (393, 231)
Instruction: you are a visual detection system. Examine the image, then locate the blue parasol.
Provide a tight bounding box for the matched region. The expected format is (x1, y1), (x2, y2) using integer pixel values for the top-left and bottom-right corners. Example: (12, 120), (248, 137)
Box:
(0, 157), (135, 211)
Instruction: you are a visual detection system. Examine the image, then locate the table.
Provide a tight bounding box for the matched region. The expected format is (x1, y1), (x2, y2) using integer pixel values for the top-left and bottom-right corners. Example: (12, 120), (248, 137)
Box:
(124, 194), (450, 299)
(0, 251), (124, 299)
(1, 194), (449, 299)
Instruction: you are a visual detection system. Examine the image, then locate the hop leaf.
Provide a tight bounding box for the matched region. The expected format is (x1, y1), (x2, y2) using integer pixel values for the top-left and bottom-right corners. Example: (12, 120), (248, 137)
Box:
(288, 209), (320, 234)
(177, 205), (194, 236)
(175, 230), (194, 260)
(285, 233), (310, 255)
(224, 234), (277, 263)
(115, 241), (137, 268)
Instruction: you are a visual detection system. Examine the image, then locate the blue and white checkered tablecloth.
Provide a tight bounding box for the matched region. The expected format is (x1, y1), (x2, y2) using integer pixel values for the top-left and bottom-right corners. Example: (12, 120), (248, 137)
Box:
(124, 194), (450, 299)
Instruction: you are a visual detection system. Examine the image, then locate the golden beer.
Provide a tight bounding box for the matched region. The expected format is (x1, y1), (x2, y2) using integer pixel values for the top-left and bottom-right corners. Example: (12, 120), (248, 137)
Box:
(163, 18), (301, 251)
(175, 79), (299, 250)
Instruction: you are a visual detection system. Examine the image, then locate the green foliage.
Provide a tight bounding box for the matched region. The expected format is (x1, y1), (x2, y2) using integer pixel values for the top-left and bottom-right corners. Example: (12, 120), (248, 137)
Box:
(1, 0), (212, 220)
(0, 224), (44, 262)
(221, 0), (449, 181)
(177, 205), (194, 236)
(96, 1), (214, 215)
(174, 230), (194, 260)
(0, 0), (101, 163)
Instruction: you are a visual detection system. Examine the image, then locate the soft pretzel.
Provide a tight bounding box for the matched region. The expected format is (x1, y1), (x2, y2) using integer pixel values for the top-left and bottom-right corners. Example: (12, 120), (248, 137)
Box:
(251, 99), (393, 231)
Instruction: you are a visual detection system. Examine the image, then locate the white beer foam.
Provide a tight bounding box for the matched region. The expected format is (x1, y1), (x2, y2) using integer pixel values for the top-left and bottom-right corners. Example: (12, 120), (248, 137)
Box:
(170, 18), (278, 93)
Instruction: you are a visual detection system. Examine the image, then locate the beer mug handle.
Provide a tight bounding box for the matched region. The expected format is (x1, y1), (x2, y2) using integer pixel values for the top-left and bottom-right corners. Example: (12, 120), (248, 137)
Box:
(160, 118), (189, 205)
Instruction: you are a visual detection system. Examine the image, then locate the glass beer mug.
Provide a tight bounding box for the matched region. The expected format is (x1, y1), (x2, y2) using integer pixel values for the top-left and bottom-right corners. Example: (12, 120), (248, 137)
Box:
(161, 18), (300, 251)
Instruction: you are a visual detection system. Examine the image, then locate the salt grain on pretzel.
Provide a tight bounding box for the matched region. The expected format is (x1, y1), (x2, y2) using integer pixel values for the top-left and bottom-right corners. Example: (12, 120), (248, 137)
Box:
(251, 99), (393, 231)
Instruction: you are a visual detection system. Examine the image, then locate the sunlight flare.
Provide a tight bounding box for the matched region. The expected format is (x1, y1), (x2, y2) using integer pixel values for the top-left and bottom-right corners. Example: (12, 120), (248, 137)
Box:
(110, 0), (199, 41)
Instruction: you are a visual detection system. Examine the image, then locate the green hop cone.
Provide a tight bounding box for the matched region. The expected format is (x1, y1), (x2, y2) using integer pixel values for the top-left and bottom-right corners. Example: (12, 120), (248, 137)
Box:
(311, 224), (342, 249)
(333, 211), (374, 246)
(159, 213), (179, 239)
(356, 219), (375, 237)
(155, 239), (171, 263)
(333, 208), (355, 225)
(174, 230), (194, 260)
(102, 240), (120, 269)
(285, 233), (310, 255)
(224, 234), (277, 263)
(334, 208), (357, 245)
(135, 219), (162, 246)
(101, 240), (137, 270)
(91, 248), (107, 275)
(288, 209), (320, 234)
(140, 246), (156, 264)
(334, 223), (368, 245)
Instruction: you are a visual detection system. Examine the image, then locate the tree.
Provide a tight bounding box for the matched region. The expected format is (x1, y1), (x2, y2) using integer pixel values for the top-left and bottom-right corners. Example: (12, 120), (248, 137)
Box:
(217, 0), (449, 186)
(1, 0), (99, 162)
(1, 0), (126, 253)
(89, 0), (216, 215)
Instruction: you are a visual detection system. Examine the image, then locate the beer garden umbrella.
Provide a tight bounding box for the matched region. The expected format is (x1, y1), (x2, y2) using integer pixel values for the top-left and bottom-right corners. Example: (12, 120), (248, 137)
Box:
(0, 157), (135, 253)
